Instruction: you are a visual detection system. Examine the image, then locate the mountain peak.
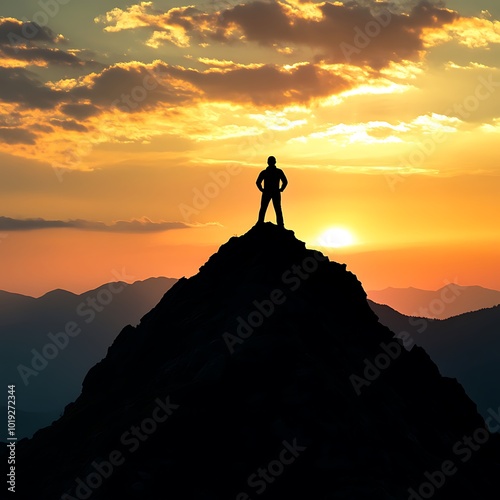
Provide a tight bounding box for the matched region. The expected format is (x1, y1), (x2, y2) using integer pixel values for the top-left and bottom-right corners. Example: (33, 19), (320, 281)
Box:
(39, 288), (75, 298)
(192, 222), (347, 292)
(16, 224), (500, 499)
(198, 222), (314, 275)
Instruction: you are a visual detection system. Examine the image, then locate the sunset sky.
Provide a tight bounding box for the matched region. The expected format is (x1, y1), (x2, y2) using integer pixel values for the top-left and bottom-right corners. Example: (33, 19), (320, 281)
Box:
(0, 0), (499, 297)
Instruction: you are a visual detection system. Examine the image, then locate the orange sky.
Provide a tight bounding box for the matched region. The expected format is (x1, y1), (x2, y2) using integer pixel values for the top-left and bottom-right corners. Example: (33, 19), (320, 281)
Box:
(0, 1), (499, 296)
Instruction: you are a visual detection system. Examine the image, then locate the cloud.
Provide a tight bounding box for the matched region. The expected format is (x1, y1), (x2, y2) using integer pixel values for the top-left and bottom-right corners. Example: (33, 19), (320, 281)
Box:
(60, 103), (101, 120)
(68, 61), (198, 110)
(68, 60), (350, 109)
(0, 216), (217, 233)
(0, 66), (64, 109)
(30, 123), (54, 133)
(0, 111), (22, 126)
(0, 17), (66, 45)
(96, 1), (460, 69)
(171, 61), (350, 105)
(441, 16), (500, 49)
(1, 44), (93, 68)
(291, 112), (462, 146)
(95, 2), (162, 32)
(0, 127), (37, 144)
(0, 19), (103, 111)
(3, 3), (496, 171)
(94, 2), (205, 48)
(220, 1), (460, 68)
(49, 118), (89, 132)
(0, 17), (100, 68)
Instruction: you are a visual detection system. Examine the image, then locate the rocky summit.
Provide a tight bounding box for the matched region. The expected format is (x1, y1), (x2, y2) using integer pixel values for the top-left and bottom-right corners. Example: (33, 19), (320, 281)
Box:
(14, 223), (500, 499)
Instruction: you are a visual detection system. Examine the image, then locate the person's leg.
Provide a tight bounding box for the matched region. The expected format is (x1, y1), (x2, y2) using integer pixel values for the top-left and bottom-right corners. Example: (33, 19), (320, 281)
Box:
(272, 192), (284, 227)
(258, 192), (272, 223)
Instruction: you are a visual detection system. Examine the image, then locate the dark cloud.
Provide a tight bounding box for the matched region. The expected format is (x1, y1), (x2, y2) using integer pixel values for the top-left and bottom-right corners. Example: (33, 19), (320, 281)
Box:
(70, 63), (199, 110)
(49, 118), (88, 132)
(168, 62), (350, 105)
(30, 123), (54, 133)
(103, 1), (458, 69)
(218, 1), (294, 45)
(1, 54), (347, 112)
(1, 43), (92, 67)
(164, 5), (202, 31)
(0, 112), (22, 126)
(60, 103), (101, 120)
(0, 19), (101, 112)
(72, 60), (350, 109)
(0, 67), (64, 109)
(0, 18), (66, 46)
(0, 216), (206, 233)
(0, 17), (100, 68)
(0, 127), (36, 144)
(215, 0), (459, 68)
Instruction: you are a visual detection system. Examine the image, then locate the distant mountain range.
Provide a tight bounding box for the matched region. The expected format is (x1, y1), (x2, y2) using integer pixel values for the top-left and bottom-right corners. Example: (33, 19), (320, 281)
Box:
(0, 277), (176, 437)
(369, 300), (500, 420)
(367, 284), (500, 319)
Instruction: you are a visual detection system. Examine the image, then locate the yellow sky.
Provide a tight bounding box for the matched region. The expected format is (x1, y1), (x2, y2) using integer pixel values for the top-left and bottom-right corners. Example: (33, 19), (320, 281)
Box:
(0, 1), (499, 296)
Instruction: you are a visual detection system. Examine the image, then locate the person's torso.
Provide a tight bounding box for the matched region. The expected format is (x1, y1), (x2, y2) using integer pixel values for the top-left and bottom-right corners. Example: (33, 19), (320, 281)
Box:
(262, 167), (282, 191)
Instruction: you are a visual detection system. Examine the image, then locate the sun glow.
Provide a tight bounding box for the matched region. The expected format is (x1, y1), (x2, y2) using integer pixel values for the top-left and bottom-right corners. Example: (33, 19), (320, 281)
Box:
(318, 227), (356, 248)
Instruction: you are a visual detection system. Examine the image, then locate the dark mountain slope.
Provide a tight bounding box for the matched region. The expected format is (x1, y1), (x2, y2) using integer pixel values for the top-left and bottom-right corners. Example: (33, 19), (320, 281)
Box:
(369, 300), (500, 420)
(15, 224), (500, 499)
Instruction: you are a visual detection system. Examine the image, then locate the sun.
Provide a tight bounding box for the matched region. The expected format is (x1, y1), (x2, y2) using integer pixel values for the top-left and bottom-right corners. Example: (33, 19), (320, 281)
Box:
(318, 227), (355, 248)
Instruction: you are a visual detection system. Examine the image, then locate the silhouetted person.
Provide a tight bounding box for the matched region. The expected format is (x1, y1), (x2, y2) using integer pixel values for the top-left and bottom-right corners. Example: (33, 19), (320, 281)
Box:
(256, 156), (288, 227)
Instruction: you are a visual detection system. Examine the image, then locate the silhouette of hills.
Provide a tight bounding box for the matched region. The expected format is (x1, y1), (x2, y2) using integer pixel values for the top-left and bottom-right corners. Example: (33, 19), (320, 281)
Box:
(0, 277), (176, 437)
(13, 224), (500, 499)
(367, 285), (500, 319)
(0, 290), (36, 315)
(369, 300), (500, 421)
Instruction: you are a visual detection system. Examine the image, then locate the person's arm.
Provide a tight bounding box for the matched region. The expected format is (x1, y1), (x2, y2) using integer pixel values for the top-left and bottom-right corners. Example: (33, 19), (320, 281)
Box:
(279, 170), (288, 192)
(256, 171), (265, 192)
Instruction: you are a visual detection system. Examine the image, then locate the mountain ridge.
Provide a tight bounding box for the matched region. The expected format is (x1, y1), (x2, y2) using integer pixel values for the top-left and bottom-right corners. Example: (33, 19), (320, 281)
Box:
(0, 277), (177, 437)
(367, 284), (500, 319)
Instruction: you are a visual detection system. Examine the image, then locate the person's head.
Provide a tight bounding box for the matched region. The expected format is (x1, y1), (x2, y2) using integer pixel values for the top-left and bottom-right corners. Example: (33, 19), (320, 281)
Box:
(267, 155), (276, 167)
